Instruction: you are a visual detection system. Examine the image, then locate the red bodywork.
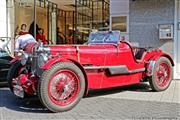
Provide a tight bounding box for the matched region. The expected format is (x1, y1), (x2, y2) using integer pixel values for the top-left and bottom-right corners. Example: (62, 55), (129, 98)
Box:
(10, 31), (174, 112)
(11, 32), (174, 96)
(40, 41), (174, 91)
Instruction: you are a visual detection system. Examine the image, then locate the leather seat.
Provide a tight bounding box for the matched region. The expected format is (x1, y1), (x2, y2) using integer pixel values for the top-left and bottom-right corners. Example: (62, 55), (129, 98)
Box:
(133, 47), (147, 62)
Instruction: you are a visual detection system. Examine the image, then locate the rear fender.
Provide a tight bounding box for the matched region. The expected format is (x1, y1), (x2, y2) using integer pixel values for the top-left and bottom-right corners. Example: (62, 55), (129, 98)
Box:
(151, 53), (174, 66)
(146, 53), (174, 76)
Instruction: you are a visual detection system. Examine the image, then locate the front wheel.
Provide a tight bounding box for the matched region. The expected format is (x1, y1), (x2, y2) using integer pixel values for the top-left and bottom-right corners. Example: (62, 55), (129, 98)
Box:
(38, 62), (85, 112)
(7, 61), (25, 92)
(149, 57), (173, 91)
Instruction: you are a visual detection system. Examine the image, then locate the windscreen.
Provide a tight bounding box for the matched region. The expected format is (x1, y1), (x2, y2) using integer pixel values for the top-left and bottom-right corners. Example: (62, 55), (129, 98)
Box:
(88, 31), (120, 44)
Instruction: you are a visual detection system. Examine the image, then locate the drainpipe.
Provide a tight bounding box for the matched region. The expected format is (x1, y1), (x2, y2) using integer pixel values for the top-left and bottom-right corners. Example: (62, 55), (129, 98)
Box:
(34, 0), (36, 39)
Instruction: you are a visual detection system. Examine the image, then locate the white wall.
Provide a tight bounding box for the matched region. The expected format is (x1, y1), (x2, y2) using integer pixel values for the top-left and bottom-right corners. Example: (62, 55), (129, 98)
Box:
(174, 0), (180, 79)
(0, 0), (7, 39)
(110, 0), (129, 40)
(0, 0), (15, 55)
(110, 0), (129, 15)
(0, 0), (8, 51)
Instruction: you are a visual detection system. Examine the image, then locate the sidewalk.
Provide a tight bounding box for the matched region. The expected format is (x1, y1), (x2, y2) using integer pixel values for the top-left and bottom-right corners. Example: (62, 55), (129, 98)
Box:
(99, 80), (180, 104)
(0, 80), (179, 120)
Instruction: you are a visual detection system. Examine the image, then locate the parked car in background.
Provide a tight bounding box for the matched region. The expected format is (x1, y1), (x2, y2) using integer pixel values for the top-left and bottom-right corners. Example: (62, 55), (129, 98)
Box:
(8, 31), (174, 112)
(0, 38), (13, 86)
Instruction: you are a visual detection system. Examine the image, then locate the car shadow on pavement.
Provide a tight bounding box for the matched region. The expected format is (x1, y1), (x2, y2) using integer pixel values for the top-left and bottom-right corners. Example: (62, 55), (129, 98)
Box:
(0, 82), (152, 113)
(0, 88), (49, 113)
(86, 82), (152, 98)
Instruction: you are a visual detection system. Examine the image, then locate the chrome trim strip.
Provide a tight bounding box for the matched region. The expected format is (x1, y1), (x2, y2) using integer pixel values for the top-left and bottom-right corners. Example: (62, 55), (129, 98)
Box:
(129, 68), (146, 74)
(84, 65), (145, 74)
(84, 65), (121, 70)
(0, 68), (10, 71)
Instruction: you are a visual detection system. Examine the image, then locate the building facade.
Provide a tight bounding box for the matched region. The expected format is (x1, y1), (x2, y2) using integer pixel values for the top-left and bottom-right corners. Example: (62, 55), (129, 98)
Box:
(0, 0), (180, 79)
(110, 0), (180, 79)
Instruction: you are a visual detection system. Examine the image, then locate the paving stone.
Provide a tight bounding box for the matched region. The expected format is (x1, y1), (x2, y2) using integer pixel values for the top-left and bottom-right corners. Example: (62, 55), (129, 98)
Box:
(0, 81), (179, 120)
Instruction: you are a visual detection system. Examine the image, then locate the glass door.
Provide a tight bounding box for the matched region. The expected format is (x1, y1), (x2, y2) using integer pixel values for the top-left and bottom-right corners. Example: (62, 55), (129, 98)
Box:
(48, 1), (57, 45)
(35, 0), (48, 43)
(76, 0), (93, 43)
(75, 0), (110, 43)
(57, 10), (75, 44)
(14, 0), (35, 36)
(35, 0), (57, 45)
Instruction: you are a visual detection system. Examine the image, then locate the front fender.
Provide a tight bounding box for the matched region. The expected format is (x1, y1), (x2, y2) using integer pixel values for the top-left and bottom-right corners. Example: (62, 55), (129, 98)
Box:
(41, 57), (89, 95)
(41, 57), (70, 70)
(146, 52), (174, 76)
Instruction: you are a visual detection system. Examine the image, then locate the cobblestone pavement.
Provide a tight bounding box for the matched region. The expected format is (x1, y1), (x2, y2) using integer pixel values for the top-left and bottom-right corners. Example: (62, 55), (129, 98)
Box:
(0, 81), (180, 120)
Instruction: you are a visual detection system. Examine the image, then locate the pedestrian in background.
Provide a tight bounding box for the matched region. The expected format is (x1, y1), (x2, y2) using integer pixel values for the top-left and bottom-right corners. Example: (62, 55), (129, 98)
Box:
(29, 21), (39, 37)
(19, 24), (28, 35)
(56, 27), (65, 44)
(36, 28), (47, 45)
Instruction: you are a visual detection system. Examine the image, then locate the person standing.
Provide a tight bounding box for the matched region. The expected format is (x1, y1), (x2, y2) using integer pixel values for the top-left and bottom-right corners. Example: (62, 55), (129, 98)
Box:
(36, 28), (47, 45)
(19, 24), (28, 35)
(56, 27), (65, 44)
(29, 21), (39, 37)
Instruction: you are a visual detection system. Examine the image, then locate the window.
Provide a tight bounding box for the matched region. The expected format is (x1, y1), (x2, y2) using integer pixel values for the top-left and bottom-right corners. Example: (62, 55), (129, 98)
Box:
(112, 16), (127, 32)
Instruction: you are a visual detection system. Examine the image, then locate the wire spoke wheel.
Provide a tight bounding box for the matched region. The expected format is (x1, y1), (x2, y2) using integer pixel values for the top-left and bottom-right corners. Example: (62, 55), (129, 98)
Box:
(155, 62), (170, 87)
(38, 62), (85, 112)
(149, 57), (173, 91)
(48, 70), (80, 106)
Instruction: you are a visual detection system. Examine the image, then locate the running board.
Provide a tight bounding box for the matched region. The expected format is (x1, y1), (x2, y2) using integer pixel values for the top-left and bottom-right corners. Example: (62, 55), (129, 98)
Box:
(84, 65), (145, 75)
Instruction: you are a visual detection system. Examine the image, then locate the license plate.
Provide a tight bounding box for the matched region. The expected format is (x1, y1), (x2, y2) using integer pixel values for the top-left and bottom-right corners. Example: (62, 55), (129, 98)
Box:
(13, 85), (24, 98)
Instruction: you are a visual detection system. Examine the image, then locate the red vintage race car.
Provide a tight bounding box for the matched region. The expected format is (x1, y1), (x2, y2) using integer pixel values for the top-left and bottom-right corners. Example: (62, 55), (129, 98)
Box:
(8, 31), (174, 112)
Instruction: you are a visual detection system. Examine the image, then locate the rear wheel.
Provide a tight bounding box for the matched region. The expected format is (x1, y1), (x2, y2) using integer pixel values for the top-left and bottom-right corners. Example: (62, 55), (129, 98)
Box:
(38, 62), (85, 112)
(149, 57), (173, 91)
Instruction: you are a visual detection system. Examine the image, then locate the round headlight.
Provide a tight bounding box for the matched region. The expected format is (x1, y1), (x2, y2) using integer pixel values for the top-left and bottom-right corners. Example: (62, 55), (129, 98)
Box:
(38, 53), (48, 67)
(21, 53), (29, 65)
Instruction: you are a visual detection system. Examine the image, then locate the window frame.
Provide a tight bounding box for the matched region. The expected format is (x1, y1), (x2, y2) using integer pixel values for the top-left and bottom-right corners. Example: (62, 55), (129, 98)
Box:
(110, 14), (129, 34)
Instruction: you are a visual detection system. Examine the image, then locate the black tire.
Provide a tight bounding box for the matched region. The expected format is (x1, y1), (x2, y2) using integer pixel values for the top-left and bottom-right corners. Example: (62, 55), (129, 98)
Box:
(38, 62), (85, 112)
(149, 57), (173, 92)
(7, 61), (22, 92)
